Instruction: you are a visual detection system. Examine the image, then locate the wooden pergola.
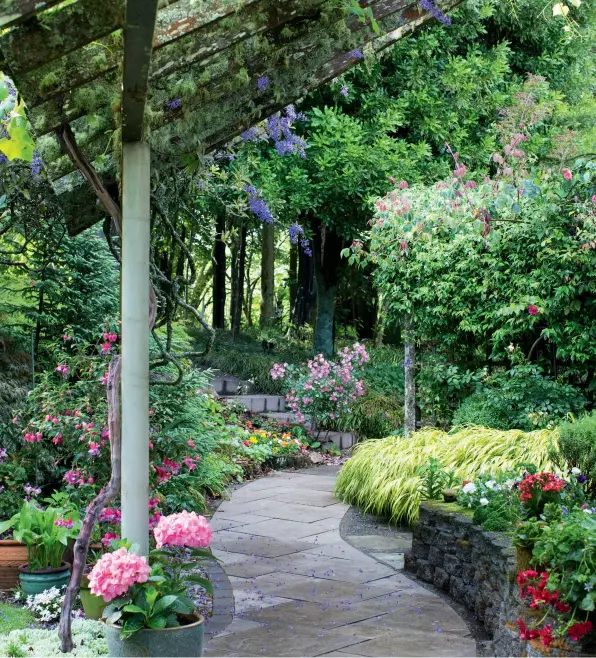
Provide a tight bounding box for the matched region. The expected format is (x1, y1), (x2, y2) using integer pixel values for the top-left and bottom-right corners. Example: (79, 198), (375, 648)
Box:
(0, 0), (461, 555)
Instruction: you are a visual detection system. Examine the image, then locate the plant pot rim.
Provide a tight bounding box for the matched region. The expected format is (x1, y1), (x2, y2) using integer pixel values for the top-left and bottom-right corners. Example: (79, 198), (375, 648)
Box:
(18, 561), (71, 575)
(107, 612), (204, 633)
(0, 539), (23, 546)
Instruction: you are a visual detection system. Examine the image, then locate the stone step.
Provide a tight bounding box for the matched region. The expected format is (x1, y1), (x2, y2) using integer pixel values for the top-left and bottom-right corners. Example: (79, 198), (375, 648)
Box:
(315, 430), (356, 450)
(223, 395), (286, 413)
(208, 374), (254, 396)
(264, 412), (314, 430)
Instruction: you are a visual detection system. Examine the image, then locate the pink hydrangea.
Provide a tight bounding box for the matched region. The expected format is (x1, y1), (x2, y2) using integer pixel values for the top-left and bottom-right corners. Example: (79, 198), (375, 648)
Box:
(88, 547), (150, 602)
(153, 511), (212, 549)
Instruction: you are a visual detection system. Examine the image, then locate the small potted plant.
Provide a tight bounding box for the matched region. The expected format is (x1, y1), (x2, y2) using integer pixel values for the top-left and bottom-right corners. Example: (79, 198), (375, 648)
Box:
(79, 543), (109, 620)
(92, 511), (214, 657)
(0, 500), (79, 595)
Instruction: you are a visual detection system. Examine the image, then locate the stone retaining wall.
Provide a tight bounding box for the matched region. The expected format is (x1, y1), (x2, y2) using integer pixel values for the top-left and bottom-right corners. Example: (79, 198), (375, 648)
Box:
(405, 501), (585, 657)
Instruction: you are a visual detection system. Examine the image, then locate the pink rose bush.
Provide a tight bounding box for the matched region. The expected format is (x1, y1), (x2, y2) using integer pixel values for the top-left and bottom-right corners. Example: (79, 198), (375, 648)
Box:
(88, 547), (150, 602)
(153, 511), (212, 549)
(271, 343), (369, 428)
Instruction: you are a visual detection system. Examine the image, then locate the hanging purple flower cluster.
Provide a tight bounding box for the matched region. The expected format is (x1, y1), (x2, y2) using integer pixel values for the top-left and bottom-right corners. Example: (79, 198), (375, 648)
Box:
(30, 150), (42, 178)
(241, 105), (307, 158)
(418, 0), (451, 25)
(340, 84), (349, 98)
(244, 185), (274, 224)
(257, 76), (270, 91)
(347, 48), (364, 60)
(288, 222), (312, 257)
(166, 98), (182, 111)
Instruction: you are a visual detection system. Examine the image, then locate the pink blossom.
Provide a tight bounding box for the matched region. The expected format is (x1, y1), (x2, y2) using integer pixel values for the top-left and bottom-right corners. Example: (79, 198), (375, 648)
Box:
(100, 372), (109, 385)
(184, 456), (196, 471)
(148, 497), (160, 510)
(188, 439), (195, 448)
(454, 163), (467, 178)
(55, 364), (69, 376)
(101, 532), (119, 547)
(23, 432), (42, 443)
(99, 507), (121, 524)
(54, 518), (74, 529)
(153, 511), (212, 549)
(388, 176), (395, 183)
(528, 304), (539, 316)
(52, 434), (63, 445)
(62, 334), (71, 341)
(149, 511), (162, 529)
(398, 180), (409, 189)
(101, 342), (112, 356)
(88, 442), (100, 457)
(592, 194), (596, 204)
(88, 547), (150, 602)
(270, 363), (288, 380)
(562, 169), (572, 181)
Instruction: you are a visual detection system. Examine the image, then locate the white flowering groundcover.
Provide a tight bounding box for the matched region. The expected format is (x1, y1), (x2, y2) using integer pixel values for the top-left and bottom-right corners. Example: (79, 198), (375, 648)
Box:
(0, 619), (107, 656)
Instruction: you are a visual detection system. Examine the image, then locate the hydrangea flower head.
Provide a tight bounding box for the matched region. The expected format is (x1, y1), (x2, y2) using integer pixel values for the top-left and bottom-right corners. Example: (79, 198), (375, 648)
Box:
(153, 511), (212, 549)
(88, 547), (150, 602)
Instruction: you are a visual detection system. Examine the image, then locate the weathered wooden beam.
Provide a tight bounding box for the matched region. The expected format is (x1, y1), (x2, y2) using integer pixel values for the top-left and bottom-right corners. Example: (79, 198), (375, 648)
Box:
(0, 0), (62, 30)
(0, 0), (123, 75)
(121, 0), (159, 142)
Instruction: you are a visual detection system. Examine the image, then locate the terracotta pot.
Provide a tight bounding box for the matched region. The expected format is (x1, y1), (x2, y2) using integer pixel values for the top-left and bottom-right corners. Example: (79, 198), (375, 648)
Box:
(0, 540), (28, 591)
(106, 612), (204, 657)
(18, 561), (71, 595)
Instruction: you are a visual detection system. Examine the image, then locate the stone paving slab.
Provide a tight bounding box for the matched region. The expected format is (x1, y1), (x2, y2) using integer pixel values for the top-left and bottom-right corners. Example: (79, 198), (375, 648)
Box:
(345, 534), (413, 551)
(204, 470), (477, 657)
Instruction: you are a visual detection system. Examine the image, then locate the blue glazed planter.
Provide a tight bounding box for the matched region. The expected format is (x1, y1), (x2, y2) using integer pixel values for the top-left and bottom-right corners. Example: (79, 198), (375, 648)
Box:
(106, 613), (204, 657)
(18, 562), (71, 596)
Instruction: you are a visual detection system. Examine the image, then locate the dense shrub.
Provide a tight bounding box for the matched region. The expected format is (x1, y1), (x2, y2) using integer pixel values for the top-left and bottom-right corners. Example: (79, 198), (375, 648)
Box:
(335, 426), (556, 524)
(452, 366), (586, 431)
(552, 413), (596, 492)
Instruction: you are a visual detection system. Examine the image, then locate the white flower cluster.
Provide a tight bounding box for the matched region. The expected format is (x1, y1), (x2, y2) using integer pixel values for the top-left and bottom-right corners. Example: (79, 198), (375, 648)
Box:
(0, 619), (108, 656)
(23, 585), (65, 622)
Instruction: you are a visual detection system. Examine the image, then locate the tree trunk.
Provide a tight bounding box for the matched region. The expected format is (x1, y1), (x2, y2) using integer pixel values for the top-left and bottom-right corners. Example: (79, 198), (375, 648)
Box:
(375, 294), (385, 348)
(289, 244), (298, 323)
(260, 222), (275, 327)
(212, 210), (226, 329)
(231, 223), (247, 339)
(404, 318), (416, 437)
(312, 222), (343, 356)
(292, 243), (315, 326)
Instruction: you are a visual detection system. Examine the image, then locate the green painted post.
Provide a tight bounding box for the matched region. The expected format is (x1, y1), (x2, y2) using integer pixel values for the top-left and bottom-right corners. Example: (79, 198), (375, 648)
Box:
(121, 141), (150, 554)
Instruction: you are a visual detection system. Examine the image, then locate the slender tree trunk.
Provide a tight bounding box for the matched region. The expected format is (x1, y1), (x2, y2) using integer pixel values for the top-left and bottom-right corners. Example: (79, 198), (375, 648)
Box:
(212, 210), (226, 329)
(375, 294), (385, 348)
(292, 244), (315, 326)
(260, 222), (275, 327)
(289, 244), (298, 323)
(312, 222), (343, 356)
(404, 318), (416, 437)
(232, 223), (247, 339)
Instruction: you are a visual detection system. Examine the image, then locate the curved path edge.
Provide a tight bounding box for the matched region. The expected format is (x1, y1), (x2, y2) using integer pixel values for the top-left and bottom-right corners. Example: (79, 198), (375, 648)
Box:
(204, 469), (477, 657)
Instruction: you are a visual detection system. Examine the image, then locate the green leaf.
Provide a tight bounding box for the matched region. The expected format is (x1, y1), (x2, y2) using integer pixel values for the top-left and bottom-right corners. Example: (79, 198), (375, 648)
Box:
(189, 548), (213, 559)
(122, 604), (146, 614)
(185, 574), (214, 594)
(153, 595), (179, 615)
(148, 615), (168, 629)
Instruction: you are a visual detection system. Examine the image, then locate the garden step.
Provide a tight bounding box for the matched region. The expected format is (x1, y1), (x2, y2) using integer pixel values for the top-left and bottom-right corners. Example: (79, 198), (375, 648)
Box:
(264, 412), (314, 430)
(314, 430), (356, 450)
(223, 395), (286, 413)
(208, 373), (254, 396)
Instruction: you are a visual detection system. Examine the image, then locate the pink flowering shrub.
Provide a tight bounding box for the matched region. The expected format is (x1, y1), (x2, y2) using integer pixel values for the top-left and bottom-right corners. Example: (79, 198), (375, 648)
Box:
(271, 343), (370, 429)
(153, 511), (212, 548)
(88, 547), (150, 602)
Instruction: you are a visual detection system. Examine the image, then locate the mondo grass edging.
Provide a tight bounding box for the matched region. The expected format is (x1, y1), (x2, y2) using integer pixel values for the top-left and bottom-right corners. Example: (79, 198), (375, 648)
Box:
(334, 426), (557, 525)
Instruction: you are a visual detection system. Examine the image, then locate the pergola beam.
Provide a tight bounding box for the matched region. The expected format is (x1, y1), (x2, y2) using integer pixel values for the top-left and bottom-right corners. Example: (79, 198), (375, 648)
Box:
(0, 0), (63, 30)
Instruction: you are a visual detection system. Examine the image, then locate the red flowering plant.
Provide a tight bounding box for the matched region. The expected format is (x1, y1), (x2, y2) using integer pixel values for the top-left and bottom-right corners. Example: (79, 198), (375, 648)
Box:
(270, 343), (370, 431)
(518, 471), (566, 517)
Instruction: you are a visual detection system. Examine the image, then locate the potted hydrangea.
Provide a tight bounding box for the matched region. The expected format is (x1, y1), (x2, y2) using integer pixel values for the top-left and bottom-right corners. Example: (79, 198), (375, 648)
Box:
(91, 511), (213, 657)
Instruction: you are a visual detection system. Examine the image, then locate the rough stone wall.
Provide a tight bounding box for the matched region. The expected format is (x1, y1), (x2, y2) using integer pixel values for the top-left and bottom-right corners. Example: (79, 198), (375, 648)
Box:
(405, 501), (586, 657)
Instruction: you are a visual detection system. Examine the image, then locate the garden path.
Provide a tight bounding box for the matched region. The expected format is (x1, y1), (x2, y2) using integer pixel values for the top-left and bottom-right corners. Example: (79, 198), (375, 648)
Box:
(204, 469), (476, 657)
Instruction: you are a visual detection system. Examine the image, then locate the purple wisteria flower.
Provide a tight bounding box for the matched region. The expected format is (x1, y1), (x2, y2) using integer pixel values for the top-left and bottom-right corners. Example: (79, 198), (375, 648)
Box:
(257, 76), (270, 91)
(244, 185), (274, 224)
(289, 222), (304, 245)
(419, 0), (451, 25)
(340, 84), (349, 98)
(31, 151), (42, 178)
(348, 48), (364, 60)
(166, 98), (182, 111)
(300, 238), (313, 257)
(267, 112), (307, 158)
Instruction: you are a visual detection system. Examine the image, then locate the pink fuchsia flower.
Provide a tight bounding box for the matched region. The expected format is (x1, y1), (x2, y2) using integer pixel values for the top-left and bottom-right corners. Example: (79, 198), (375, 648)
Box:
(188, 439), (195, 448)
(52, 434), (63, 445)
(149, 511), (162, 529)
(54, 518), (73, 529)
(454, 163), (467, 178)
(398, 180), (409, 189)
(183, 456), (196, 471)
(148, 497), (160, 510)
(23, 483), (41, 496)
(62, 334), (71, 341)
(100, 372), (109, 385)
(388, 176), (395, 183)
(153, 511), (212, 549)
(101, 342), (112, 356)
(88, 547), (150, 602)
(562, 169), (572, 181)
(23, 432), (42, 443)
(592, 194), (596, 204)
(88, 442), (100, 457)
(101, 532), (119, 547)
(55, 364), (69, 376)
(99, 507), (122, 524)
(528, 304), (539, 316)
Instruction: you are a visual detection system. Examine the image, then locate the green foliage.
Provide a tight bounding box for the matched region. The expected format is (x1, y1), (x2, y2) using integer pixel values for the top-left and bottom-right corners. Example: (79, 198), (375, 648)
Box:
(334, 389), (403, 438)
(552, 412), (596, 491)
(453, 365), (586, 431)
(0, 619), (107, 656)
(0, 603), (35, 634)
(417, 458), (458, 501)
(335, 426), (556, 524)
(533, 511), (596, 613)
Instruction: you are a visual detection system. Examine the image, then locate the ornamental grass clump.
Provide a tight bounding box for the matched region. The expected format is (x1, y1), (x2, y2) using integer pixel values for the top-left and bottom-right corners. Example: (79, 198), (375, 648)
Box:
(335, 425), (557, 524)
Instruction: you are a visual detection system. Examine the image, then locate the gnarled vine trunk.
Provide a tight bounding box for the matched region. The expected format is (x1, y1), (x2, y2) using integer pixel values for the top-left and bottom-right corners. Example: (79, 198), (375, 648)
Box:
(404, 318), (416, 437)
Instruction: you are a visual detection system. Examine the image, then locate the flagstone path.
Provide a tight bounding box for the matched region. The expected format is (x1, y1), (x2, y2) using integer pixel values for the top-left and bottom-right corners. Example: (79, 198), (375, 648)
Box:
(204, 469), (476, 657)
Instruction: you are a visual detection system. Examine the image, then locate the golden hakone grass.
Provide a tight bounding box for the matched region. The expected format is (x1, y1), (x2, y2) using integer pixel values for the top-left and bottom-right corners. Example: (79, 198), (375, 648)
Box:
(334, 425), (558, 525)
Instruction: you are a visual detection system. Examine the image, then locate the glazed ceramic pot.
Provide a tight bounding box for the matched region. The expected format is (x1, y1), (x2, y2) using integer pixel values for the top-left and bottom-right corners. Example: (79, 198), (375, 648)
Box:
(18, 561), (71, 595)
(105, 612), (204, 657)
